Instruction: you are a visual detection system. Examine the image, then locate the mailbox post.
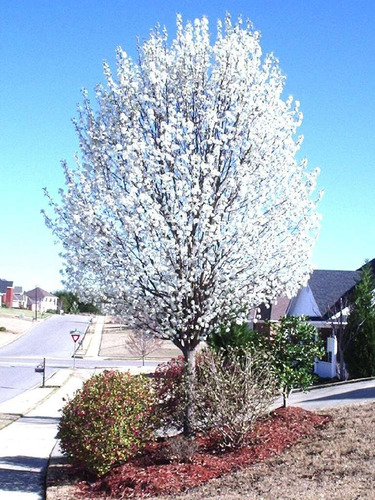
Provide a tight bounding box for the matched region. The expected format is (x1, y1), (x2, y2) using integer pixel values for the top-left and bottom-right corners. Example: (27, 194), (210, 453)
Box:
(35, 358), (46, 387)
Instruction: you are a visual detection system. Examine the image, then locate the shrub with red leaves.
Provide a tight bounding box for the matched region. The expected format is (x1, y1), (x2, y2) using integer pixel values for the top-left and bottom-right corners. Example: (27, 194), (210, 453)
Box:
(58, 370), (158, 476)
(153, 356), (186, 431)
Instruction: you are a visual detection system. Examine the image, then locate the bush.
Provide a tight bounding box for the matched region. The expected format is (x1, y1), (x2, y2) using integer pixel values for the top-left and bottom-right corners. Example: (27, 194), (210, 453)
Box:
(58, 370), (158, 476)
(0, 326), (6, 332)
(208, 321), (257, 353)
(194, 347), (278, 450)
(254, 316), (324, 407)
(153, 348), (278, 448)
(153, 356), (186, 431)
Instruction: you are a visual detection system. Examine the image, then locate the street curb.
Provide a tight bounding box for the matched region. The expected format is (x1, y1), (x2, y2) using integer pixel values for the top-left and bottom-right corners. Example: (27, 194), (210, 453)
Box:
(0, 369), (72, 419)
(45, 441), (67, 500)
(293, 375), (375, 394)
(76, 315), (105, 358)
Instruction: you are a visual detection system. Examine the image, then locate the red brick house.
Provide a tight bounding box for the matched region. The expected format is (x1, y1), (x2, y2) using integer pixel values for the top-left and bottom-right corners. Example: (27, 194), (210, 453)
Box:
(0, 279), (14, 308)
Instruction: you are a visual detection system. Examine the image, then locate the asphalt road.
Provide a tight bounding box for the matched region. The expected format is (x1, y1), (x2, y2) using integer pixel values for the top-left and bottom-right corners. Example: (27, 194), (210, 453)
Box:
(0, 315), (161, 404)
(0, 315), (91, 404)
(289, 378), (375, 410)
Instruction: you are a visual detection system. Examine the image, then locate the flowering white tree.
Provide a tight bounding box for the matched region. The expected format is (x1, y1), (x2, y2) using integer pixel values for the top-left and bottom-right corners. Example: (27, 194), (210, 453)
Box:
(44, 15), (320, 435)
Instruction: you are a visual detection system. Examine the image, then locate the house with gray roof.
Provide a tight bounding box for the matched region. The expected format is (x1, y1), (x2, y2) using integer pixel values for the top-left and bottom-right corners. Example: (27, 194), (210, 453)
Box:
(25, 287), (59, 314)
(0, 281), (32, 309)
(288, 270), (360, 321)
(252, 264), (369, 379)
(12, 286), (28, 309)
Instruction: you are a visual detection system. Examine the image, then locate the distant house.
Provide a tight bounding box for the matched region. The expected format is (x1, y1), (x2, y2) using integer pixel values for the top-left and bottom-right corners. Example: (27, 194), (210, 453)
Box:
(12, 286), (29, 309)
(25, 287), (59, 314)
(0, 280), (33, 309)
(252, 266), (365, 379)
(0, 279), (14, 308)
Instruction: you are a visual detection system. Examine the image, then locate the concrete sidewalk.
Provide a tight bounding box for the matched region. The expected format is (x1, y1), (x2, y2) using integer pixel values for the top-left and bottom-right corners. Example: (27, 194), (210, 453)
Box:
(0, 315), (105, 499)
(0, 369), (94, 499)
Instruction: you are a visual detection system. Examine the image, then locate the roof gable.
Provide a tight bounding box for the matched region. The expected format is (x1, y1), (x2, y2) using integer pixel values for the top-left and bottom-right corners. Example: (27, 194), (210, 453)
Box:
(255, 268), (364, 323)
(308, 270), (360, 318)
(288, 285), (321, 317)
(25, 287), (57, 300)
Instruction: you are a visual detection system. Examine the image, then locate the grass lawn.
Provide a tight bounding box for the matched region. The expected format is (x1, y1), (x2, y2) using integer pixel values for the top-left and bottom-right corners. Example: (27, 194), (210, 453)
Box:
(99, 326), (181, 360)
(0, 307), (51, 320)
(154, 403), (375, 500)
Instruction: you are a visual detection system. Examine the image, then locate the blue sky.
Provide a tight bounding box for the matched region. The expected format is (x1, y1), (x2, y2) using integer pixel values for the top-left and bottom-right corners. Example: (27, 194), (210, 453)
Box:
(1, 0), (374, 292)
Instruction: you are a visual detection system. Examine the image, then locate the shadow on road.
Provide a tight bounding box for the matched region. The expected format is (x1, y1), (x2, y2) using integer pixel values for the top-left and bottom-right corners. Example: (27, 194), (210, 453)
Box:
(0, 455), (45, 493)
(305, 386), (375, 403)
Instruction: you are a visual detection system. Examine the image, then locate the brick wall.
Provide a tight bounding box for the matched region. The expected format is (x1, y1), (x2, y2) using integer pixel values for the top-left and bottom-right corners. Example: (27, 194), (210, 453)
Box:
(4, 287), (14, 308)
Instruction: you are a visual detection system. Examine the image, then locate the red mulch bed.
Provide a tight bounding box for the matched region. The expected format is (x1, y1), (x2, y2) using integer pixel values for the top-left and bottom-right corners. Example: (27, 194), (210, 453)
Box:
(76, 407), (331, 499)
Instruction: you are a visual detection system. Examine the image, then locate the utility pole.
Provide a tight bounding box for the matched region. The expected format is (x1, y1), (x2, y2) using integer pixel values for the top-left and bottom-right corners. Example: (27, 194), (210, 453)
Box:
(34, 286), (38, 321)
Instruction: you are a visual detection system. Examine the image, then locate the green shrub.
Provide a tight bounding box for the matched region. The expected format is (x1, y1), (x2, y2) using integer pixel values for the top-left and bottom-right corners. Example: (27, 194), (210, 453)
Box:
(208, 321), (257, 354)
(253, 316), (324, 407)
(0, 326), (6, 332)
(58, 370), (158, 476)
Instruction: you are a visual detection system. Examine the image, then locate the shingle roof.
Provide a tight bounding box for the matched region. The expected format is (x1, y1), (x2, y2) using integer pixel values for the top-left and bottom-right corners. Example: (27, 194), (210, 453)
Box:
(270, 296), (291, 321)
(308, 269), (360, 318)
(0, 279), (13, 294)
(255, 269), (363, 323)
(25, 287), (56, 300)
(13, 293), (25, 301)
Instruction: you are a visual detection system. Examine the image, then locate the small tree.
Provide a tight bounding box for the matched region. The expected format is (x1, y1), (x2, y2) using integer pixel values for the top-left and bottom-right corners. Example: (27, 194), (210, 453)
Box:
(126, 330), (162, 365)
(344, 264), (375, 379)
(44, 15), (320, 436)
(256, 315), (324, 407)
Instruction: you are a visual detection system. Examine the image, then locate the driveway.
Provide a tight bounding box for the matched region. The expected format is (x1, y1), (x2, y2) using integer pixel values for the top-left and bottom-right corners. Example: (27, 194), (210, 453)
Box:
(287, 378), (375, 410)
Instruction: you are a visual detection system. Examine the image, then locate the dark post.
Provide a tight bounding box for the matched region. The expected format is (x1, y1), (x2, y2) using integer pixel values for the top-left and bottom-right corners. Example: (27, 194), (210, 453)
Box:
(42, 357), (46, 387)
(34, 286), (38, 321)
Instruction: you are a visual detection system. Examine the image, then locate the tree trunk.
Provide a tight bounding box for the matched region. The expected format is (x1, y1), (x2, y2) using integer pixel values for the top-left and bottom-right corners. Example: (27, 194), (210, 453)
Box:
(282, 387), (289, 408)
(183, 348), (196, 437)
(338, 343), (347, 381)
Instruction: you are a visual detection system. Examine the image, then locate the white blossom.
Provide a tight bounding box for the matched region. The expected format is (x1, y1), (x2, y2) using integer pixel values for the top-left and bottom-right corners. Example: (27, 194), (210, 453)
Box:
(44, 14), (320, 355)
